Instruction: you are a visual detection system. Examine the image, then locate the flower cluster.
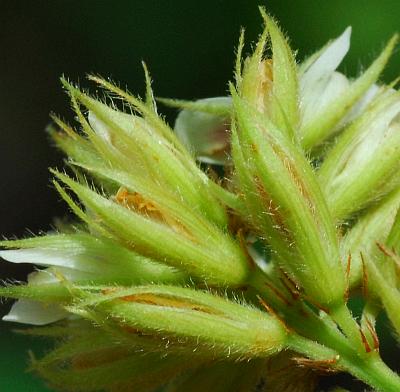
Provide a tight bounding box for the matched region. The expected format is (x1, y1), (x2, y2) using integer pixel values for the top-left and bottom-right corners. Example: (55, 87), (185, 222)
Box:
(2, 8), (400, 391)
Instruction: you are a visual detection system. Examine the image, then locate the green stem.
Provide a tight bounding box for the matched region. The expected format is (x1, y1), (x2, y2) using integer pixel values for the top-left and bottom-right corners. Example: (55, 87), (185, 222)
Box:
(330, 303), (365, 353)
(286, 333), (338, 359)
(343, 354), (400, 392)
(249, 269), (350, 351)
(287, 334), (400, 392)
(250, 269), (400, 391)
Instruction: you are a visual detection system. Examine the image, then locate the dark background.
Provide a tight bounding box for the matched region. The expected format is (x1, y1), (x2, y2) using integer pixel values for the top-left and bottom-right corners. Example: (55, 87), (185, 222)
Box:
(1, 1), (400, 390)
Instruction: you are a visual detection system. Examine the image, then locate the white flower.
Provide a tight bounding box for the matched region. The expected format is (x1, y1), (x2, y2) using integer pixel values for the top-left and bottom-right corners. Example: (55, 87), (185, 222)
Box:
(0, 234), (183, 325)
(174, 97), (232, 165)
(299, 27), (380, 127)
(299, 27), (352, 126)
(318, 88), (400, 220)
(174, 27), (395, 162)
(298, 26), (396, 149)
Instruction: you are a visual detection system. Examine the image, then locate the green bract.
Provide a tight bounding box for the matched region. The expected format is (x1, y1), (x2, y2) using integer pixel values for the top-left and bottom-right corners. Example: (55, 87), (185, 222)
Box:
(3, 7), (400, 392)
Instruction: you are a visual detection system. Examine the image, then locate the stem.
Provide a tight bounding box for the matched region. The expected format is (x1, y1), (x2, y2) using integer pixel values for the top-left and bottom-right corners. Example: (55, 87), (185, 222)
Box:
(330, 303), (365, 353)
(287, 333), (338, 359)
(249, 269), (351, 352)
(288, 334), (400, 392)
(343, 355), (400, 392)
(250, 269), (400, 391)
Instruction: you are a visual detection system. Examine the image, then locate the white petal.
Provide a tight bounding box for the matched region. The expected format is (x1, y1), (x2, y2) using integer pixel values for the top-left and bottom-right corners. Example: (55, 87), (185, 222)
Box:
(27, 266), (93, 285)
(342, 84), (380, 123)
(301, 71), (349, 125)
(353, 100), (400, 161)
(332, 98), (400, 185)
(300, 28), (352, 127)
(88, 111), (112, 143)
(301, 27), (351, 90)
(0, 248), (60, 266)
(3, 299), (67, 325)
(174, 97), (232, 165)
(0, 248), (96, 273)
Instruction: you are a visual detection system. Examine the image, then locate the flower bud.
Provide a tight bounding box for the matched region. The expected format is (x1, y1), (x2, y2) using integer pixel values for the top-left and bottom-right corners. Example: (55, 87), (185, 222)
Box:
(340, 188), (400, 287)
(70, 285), (288, 360)
(231, 92), (345, 307)
(240, 9), (298, 140)
(0, 233), (186, 325)
(28, 320), (199, 392)
(319, 90), (400, 221)
(53, 171), (250, 287)
(61, 79), (228, 228)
